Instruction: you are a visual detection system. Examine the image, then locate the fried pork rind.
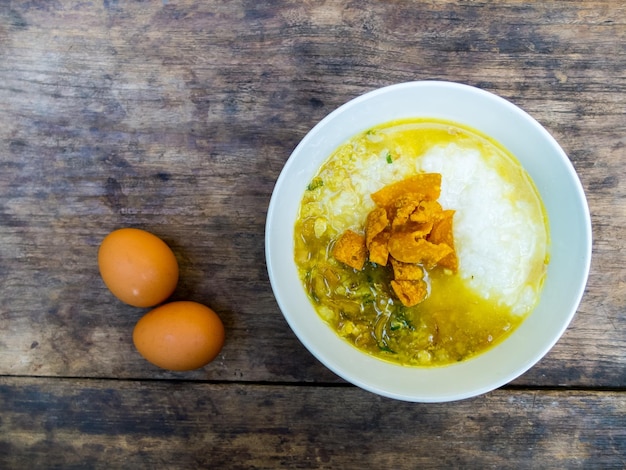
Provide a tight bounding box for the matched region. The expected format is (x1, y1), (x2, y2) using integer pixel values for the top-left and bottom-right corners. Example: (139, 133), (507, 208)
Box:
(410, 200), (443, 224)
(371, 173), (441, 207)
(388, 235), (453, 268)
(332, 230), (367, 271)
(368, 231), (390, 266)
(404, 221), (434, 239)
(389, 194), (423, 228)
(390, 258), (424, 281)
(390, 279), (428, 307)
(365, 207), (389, 247)
(332, 173), (457, 307)
(428, 209), (458, 272)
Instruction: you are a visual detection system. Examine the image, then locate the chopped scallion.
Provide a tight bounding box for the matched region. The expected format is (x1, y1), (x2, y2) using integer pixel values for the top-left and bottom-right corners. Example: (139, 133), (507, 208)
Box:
(307, 178), (324, 191)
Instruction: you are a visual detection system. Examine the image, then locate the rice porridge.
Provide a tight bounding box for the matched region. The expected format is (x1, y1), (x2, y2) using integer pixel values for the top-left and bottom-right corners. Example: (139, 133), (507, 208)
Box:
(294, 118), (549, 366)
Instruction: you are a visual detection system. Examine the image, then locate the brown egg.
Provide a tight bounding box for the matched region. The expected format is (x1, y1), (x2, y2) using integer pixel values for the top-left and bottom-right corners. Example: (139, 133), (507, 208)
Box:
(133, 301), (225, 371)
(98, 228), (179, 308)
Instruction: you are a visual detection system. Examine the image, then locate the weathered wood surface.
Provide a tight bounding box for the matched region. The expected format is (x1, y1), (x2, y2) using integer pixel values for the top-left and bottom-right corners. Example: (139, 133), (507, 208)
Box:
(0, 0), (624, 467)
(1, 377), (625, 469)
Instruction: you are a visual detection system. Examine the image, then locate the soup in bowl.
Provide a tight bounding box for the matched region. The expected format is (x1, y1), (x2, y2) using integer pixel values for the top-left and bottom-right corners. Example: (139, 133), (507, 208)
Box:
(265, 81), (591, 402)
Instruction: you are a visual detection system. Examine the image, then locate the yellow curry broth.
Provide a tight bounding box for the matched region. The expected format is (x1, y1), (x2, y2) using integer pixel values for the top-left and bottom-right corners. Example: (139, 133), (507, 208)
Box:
(295, 228), (521, 365)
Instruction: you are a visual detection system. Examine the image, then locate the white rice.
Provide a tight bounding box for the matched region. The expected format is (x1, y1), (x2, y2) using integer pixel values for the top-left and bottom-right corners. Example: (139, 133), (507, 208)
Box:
(417, 144), (547, 314)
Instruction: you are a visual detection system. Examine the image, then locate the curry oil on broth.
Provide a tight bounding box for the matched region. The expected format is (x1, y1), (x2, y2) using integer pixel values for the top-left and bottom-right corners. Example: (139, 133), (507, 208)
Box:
(294, 118), (548, 367)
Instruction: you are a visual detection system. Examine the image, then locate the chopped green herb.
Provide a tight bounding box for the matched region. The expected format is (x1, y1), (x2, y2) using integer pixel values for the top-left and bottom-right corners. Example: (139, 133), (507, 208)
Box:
(304, 270), (320, 303)
(307, 177), (324, 191)
(389, 308), (414, 331)
(390, 318), (412, 331)
(386, 152), (393, 164)
(378, 344), (396, 354)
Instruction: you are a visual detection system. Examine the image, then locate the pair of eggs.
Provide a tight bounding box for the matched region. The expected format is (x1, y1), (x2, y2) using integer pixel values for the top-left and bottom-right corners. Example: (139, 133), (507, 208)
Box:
(98, 228), (225, 371)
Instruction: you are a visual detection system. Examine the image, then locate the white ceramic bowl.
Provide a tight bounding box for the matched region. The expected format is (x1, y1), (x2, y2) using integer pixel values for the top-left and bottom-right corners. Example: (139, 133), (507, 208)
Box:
(265, 81), (591, 402)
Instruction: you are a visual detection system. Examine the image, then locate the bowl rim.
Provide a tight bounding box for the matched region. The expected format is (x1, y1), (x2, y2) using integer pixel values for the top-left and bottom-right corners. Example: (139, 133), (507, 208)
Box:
(265, 80), (592, 402)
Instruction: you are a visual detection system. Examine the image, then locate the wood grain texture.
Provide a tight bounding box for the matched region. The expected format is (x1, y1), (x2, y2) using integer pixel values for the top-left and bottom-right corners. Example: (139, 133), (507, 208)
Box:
(2, 0), (624, 387)
(1, 377), (625, 469)
(0, 5), (625, 468)
(1, 1), (625, 467)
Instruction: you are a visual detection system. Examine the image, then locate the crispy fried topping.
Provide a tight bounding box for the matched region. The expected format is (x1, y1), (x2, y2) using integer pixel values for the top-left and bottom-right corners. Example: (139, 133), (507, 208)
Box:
(333, 173), (457, 306)
(332, 230), (367, 271)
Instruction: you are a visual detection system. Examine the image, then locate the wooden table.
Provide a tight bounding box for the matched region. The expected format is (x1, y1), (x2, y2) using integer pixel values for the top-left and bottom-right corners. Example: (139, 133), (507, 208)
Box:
(1, 1), (624, 468)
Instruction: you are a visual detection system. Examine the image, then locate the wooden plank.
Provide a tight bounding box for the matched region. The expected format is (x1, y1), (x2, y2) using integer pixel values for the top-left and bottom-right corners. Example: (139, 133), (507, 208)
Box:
(0, 377), (624, 469)
(0, 1), (624, 387)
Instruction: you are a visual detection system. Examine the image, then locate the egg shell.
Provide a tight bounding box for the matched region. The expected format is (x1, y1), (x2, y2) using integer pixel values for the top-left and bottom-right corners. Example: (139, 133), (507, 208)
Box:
(98, 228), (179, 308)
(133, 301), (225, 371)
